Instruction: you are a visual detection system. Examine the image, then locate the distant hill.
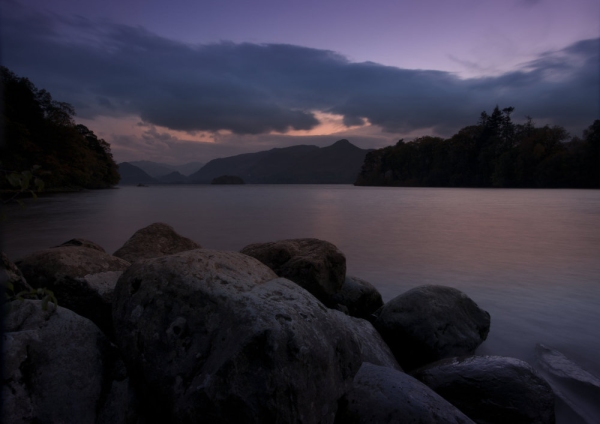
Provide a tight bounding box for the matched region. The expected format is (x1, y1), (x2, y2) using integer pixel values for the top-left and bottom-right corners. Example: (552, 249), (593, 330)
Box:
(129, 161), (204, 177)
(117, 163), (159, 185)
(211, 175), (245, 184)
(189, 140), (370, 184)
(189, 148), (297, 183)
(174, 161), (205, 176)
(158, 171), (188, 184)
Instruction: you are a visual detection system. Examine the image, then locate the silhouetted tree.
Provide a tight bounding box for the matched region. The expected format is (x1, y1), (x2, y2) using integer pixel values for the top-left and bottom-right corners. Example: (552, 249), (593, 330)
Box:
(355, 107), (599, 188)
(579, 120), (600, 187)
(1, 67), (120, 190)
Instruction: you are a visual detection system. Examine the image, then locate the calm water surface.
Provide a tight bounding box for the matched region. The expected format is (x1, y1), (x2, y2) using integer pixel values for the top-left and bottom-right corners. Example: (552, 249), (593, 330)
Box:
(3, 185), (599, 421)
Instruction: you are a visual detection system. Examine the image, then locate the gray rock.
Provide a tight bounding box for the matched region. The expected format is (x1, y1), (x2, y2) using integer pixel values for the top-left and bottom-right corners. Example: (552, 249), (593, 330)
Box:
(96, 359), (143, 424)
(113, 249), (399, 423)
(535, 344), (600, 424)
(57, 238), (107, 252)
(2, 252), (33, 294)
(536, 344), (600, 389)
(240, 238), (346, 304)
(349, 316), (403, 371)
(16, 246), (130, 337)
(3, 300), (130, 424)
(17, 246), (130, 284)
(335, 362), (475, 424)
(113, 222), (201, 263)
(374, 285), (490, 370)
(329, 275), (383, 318)
(411, 355), (555, 424)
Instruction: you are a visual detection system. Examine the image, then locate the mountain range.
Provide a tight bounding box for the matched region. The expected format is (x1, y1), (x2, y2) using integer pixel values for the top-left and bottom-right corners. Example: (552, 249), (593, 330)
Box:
(189, 139), (370, 183)
(117, 163), (160, 185)
(128, 161), (205, 178)
(118, 139), (371, 185)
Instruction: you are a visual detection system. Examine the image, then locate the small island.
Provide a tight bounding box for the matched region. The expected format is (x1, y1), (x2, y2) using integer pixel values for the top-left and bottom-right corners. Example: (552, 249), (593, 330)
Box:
(211, 175), (245, 184)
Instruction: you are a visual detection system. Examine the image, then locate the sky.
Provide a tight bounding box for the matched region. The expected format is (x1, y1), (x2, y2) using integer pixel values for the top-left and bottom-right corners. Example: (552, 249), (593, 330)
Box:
(1, 0), (599, 164)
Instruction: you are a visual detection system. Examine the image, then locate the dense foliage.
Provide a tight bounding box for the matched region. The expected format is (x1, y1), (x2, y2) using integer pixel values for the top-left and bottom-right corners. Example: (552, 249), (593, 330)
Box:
(1, 67), (119, 190)
(356, 107), (600, 188)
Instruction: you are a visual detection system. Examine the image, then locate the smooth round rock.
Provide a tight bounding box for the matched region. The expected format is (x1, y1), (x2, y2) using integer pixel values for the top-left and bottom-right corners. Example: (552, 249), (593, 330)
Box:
(374, 285), (491, 370)
(335, 362), (475, 424)
(240, 238), (346, 303)
(113, 222), (201, 263)
(329, 275), (383, 318)
(412, 355), (555, 424)
(3, 300), (117, 424)
(16, 246), (130, 337)
(113, 249), (398, 423)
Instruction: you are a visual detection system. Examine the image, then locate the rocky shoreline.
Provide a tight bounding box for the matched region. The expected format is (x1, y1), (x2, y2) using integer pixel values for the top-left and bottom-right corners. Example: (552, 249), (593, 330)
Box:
(2, 223), (556, 423)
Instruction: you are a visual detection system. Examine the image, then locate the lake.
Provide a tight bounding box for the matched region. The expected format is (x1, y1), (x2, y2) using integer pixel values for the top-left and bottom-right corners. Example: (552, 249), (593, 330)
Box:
(2, 185), (600, 422)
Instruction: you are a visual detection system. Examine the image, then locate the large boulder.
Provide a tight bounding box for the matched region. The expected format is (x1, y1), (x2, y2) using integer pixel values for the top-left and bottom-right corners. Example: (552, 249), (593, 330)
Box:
(329, 275), (383, 319)
(3, 300), (134, 424)
(113, 249), (399, 423)
(411, 355), (555, 424)
(16, 245), (130, 337)
(335, 362), (475, 424)
(374, 285), (490, 370)
(113, 222), (201, 263)
(240, 238), (346, 304)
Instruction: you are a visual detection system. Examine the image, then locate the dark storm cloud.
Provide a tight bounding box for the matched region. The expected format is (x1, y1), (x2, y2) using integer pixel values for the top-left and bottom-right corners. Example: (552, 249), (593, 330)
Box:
(2, 3), (597, 138)
(469, 38), (599, 126)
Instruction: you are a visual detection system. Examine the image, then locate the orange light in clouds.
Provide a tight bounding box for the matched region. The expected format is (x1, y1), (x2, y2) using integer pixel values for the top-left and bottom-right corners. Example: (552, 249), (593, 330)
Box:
(282, 112), (369, 136)
(77, 111), (369, 142)
(76, 115), (218, 143)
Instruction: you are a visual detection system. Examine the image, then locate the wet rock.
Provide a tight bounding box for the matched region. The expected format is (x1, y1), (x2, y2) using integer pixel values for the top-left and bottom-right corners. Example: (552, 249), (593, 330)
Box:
(335, 362), (474, 424)
(3, 300), (131, 424)
(113, 249), (398, 423)
(16, 246), (130, 337)
(536, 344), (600, 424)
(412, 355), (555, 424)
(57, 238), (106, 252)
(113, 222), (201, 263)
(374, 285), (490, 370)
(2, 252), (33, 294)
(536, 344), (600, 389)
(240, 238), (346, 304)
(329, 275), (383, 318)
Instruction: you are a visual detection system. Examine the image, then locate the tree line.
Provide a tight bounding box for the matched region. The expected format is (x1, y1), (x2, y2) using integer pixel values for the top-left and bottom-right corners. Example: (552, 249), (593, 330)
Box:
(356, 107), (600, 188)
(1, 67), (119, 191)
